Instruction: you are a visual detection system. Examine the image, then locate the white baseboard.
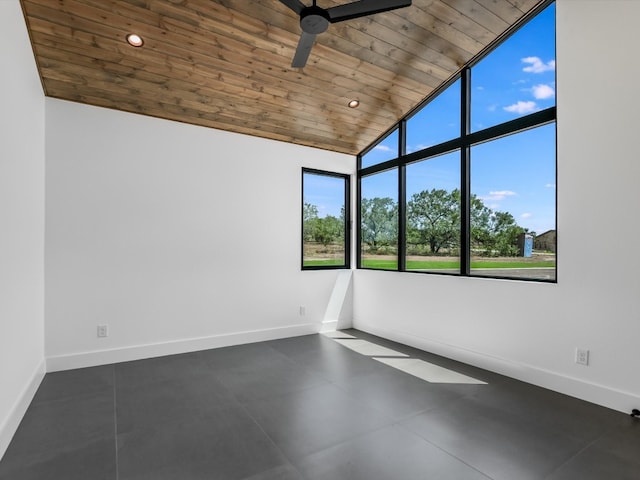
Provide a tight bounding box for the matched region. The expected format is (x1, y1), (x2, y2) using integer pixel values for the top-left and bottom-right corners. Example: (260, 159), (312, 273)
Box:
(0, 359), (45, 461)
(354, 322), (639, 415)
(46, 323), (319, 372)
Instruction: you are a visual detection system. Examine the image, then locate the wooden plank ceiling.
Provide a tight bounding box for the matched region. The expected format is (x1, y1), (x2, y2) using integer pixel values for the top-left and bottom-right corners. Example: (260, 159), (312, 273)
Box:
(21, 0), (544, 154)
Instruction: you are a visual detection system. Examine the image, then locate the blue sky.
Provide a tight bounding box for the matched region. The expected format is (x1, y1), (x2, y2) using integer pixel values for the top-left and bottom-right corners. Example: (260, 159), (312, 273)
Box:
(307, 3), (556, 234)
(303, 172), (345, 218)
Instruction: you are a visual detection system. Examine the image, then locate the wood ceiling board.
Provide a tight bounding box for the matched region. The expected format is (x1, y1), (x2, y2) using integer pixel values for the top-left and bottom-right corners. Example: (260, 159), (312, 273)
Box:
(21, 0), (546, 154)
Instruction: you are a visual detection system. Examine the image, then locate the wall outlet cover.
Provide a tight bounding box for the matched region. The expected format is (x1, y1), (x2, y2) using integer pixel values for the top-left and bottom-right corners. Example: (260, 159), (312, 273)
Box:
(576, 348), (589, 366)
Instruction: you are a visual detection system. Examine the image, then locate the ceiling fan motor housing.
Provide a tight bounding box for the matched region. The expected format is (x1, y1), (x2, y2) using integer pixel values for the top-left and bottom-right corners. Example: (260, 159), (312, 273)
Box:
(300, 5), (330, 34)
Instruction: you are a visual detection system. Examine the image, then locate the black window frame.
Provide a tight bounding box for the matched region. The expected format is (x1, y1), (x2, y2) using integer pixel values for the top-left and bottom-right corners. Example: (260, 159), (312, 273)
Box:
(357, 0), (557, 283)
(301, 167), (351, 271)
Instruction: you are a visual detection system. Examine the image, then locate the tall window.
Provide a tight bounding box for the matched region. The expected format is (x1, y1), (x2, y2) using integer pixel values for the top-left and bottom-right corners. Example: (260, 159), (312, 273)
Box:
(302, 169), (350, 269)
(360, 169), (399, 270)
(470, 125), (556, 280)
(357, 1), (556, 282)
(406, 151), (461, 273)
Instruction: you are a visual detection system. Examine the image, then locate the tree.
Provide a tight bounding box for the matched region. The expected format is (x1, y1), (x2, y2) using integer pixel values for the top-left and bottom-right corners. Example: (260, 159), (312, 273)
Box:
(361, 197), (397, 249)
(470, 207), (524, 256)
(490, 211), (525, 256)
(469, 193), (493, 247)
(313, 215), (343, 246)
(303, 202), (318, 242)
(405, 188), (526, 257)
(407, 189), (459, 253)
(303, 202), (318, 223)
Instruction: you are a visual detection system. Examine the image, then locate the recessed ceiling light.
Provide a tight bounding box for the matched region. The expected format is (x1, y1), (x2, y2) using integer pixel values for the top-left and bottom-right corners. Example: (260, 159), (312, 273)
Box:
(348, 99), (360, 108)
(126, 33), (144, 47)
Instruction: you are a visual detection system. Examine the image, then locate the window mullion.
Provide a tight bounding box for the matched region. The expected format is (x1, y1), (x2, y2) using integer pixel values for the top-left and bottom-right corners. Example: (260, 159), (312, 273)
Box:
(356, 167), (362, 269)
(398, 120), (407, 272)
(460, 67), (471, 276)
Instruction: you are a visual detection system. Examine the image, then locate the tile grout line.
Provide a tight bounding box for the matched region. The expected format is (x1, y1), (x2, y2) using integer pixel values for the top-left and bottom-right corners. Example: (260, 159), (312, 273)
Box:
(112, 365), (119, 480)
(393, 421), (495, 480)
(540, 424), (618, 480)
(235, 401), (305, 478)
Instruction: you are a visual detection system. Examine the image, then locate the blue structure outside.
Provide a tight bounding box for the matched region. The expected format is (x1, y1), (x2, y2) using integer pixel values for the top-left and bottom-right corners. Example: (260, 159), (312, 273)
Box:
(523, 235), (533, 257)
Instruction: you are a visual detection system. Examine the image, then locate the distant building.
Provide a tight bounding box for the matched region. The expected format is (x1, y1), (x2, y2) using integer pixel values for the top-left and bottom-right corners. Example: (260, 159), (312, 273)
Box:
(535, 230), (556, 253)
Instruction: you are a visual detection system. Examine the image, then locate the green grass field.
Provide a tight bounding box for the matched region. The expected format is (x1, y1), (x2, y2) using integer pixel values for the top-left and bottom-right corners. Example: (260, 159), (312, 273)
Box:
(303, 259), (346, 267)
(363, 259), (556, 270)
(304, 258), (556, 270)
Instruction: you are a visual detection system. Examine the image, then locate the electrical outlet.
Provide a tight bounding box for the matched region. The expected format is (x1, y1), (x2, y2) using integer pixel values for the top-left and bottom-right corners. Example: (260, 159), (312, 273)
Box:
(97, 324), (109, 338)
(575, 348), (589, 366)
(299, 306), (306, 316)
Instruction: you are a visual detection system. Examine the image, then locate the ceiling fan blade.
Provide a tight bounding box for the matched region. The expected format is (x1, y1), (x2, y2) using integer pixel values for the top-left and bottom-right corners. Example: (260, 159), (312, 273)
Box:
(292, 31), (317, 68)
(327, 0), (412, 23)
(279, 0), (306, 15)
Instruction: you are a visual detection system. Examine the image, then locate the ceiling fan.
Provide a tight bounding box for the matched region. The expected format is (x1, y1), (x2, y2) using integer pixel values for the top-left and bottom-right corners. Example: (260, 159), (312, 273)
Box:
(280, 0), (412, 68)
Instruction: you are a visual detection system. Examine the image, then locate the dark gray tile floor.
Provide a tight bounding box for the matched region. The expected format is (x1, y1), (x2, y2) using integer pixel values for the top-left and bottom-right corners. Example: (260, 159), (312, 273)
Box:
(1, 329), (638, 480)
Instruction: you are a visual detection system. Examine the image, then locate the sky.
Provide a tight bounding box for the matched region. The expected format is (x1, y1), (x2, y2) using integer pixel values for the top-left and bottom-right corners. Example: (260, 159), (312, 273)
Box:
(306, 2), (556, 235)
(303, 172), (346, 218)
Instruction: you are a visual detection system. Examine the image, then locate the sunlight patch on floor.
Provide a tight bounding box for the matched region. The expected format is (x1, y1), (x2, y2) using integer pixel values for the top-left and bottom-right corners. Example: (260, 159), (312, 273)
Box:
(373, 357), (487, 384)
(325, 331), (487, 385)
(321, 331), (357, 339)
(331, 339), (409, 357)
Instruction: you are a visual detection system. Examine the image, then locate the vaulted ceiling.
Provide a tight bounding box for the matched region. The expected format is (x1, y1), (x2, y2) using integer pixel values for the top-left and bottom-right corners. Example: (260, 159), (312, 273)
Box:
(21, 0), (544, 154)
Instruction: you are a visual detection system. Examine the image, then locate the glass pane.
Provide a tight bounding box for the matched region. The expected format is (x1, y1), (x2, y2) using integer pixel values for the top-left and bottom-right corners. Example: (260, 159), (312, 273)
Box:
(360, 169), (398, 270)
(470, 124), (556, 280)
(471, 3), (556, 132)
(361, 129), (399, 169)
(406, 80), (461, 153)
(302, 172), (347, 268)
(406, 151), (461, 273)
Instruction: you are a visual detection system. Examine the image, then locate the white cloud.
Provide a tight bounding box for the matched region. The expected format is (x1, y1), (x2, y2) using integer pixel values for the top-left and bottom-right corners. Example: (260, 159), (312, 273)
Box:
(407, 143), (431, 154)
(522, 56), (556, 73)
(545, 183), (556, 188)
(487, 104), (497, 112)
(374, 144), (393, 152)
(532, 84), (555, 99)
(504, 101), (538, 114)
(521, 213), (532, 219)
(491, 190), (516, 197)
(480, 190), (517, 202)
(476, 86), (484, 90)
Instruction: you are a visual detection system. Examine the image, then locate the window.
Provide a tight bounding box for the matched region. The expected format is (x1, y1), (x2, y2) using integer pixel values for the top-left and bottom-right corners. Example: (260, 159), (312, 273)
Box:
(407, 80), (461, 153)
(357, 1), (556, 282)
(406, 151), (461, 273)
(470, 125), (556, 280)
(360, 128), (399, 169)
(360, 169), (398, 270)
(471, 4), (556, 132)
(302, 169), (350, 269)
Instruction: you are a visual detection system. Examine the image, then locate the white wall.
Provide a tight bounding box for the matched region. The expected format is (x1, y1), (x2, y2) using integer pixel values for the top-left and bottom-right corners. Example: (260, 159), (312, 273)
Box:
(45, 98), (354, 368)
(353, 0), (640, 413)
(0, 0), (46, 459)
